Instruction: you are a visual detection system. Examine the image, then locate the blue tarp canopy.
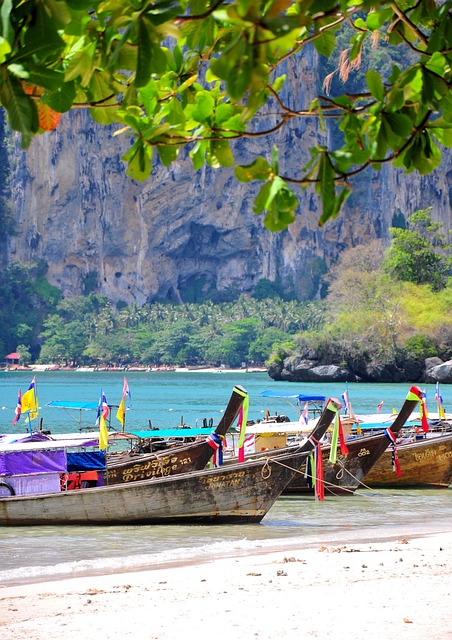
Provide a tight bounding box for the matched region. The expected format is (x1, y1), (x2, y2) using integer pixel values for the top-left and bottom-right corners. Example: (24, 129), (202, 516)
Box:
(260, 391), (326, 402)
(67, 451), (106, 471)
(46, 401), (98, 410)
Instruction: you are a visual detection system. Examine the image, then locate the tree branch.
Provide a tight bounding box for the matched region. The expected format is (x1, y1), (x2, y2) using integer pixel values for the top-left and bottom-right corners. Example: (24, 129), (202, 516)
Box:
(390, 1), (428, 47)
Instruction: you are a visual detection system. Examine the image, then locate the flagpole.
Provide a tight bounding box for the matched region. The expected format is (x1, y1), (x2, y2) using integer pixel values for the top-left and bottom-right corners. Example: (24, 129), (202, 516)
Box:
(26, 411), (32, 437)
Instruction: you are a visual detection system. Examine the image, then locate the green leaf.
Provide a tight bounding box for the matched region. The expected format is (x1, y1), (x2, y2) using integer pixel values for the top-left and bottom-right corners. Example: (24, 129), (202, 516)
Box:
(0, 35), (11, 63)
(157, 144), (178, 166)
(235, 157), (272, 182)
(318, 186), (351, 226)
(271, 145), (279, 174)
(264, 205), (296, 232)
(253, 181), (272, 214)
(210, 37), (244, 81)
(353, 18), (367, 30)
(366, 69), (385, 102)
(228, 59), (252, 100)
(429, 118), (452, 147)
(425, 52), (448, 78)
(1, 0), (14, 46)
(136, 19), (152, 88)
(0, 72), (38, 147)
(192, 91), (215, 123)
(149, 43), (168, 75)
(24, 66), (64, 92)
(313, 29), (335, 58)
(21, 2), (65, 62)
(349, 31), (366, 63)
(430, 127), (452, 147)
(43, 81), (76, 112)
(190, 140), (207, 171)
(270, 74), (286, 93)
(383, 112), (413, 140)
(123, 140), (152, 181)
(210, 139), (234, 167)
(316, 152), (335, 220)
(365, 7), (393, 30)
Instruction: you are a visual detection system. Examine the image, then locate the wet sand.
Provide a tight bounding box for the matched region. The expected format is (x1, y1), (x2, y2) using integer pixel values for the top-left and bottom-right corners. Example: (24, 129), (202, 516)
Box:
(1, 530), (451, 639)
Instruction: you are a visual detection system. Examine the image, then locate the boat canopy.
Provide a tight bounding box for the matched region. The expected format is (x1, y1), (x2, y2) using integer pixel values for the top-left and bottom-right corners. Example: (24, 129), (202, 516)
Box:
(260, 390), (326, 402)
(0, 436), (101, 452)
(46, 401), (99, 410)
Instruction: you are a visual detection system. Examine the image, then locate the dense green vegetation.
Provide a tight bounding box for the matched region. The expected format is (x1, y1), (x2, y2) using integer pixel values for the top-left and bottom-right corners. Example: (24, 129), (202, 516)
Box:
(0, 1), (451, 229)
(1, 210), (450, 371)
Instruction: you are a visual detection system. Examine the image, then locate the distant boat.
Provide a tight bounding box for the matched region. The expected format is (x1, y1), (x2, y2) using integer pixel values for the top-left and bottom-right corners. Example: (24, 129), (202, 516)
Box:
(0, 399), (341, 526)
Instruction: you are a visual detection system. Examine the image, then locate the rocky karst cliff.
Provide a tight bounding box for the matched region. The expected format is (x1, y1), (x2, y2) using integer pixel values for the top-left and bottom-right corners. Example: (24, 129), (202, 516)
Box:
(3, 48), (451, 306)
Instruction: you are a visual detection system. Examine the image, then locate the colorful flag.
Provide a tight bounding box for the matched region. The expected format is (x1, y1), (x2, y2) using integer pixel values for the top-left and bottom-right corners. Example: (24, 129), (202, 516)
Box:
(237, 392), (250, 463)
(96, 389), (109, 449)
(300, 402), (309, 426)
(341, 389), (349, 414)
(12, 389), (22, 426)
(21, 376), (38, 420)
(116, 377), (131, 428)
(123, 376), (131, 400)
(99, 413), (109, 450)
(420, 395), (429, 433)
(116, 396), (126, 428)
(435, 382), (446, 419)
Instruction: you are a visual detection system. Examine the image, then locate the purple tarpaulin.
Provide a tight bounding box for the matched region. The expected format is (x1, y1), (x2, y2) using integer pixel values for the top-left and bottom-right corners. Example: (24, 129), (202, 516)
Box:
(0, 449), (67, 476)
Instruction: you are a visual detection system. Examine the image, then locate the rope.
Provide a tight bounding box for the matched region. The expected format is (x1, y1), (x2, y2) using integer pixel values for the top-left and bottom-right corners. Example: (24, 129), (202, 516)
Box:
(261, 458), (272, 479)
(252, 452), (375, 494)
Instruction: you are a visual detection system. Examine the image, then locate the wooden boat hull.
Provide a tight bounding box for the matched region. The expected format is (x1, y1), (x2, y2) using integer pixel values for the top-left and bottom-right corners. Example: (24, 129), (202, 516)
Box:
(269, 387), (425, 496)
(0, 399), (342, 526)
(363, 433), (452, 489)
(274, 431), (398, 496)
(0, 447), (315, 526)
(106, 384), (247, 484)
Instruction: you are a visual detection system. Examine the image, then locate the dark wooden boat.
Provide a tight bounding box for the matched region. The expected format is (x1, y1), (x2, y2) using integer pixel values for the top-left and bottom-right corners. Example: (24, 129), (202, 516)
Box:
(361, 432), (452, 489)
(104, 384), (248, 485)
(250, 386), (424, 496)
(0, 399), (341, 526)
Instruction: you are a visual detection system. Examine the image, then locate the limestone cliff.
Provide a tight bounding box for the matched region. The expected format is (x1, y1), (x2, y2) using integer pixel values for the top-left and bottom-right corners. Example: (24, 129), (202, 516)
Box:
(4, 49), (452, 306)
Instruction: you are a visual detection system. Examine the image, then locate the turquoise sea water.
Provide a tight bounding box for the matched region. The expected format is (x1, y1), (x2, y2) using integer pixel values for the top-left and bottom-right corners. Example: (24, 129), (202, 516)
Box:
(0, 371), (451, 586)
(0, 369), (446, 434)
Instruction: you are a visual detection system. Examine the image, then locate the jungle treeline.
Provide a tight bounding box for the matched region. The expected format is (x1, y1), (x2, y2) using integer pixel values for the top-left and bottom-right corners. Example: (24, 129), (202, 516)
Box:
(1, 210), (451, 371)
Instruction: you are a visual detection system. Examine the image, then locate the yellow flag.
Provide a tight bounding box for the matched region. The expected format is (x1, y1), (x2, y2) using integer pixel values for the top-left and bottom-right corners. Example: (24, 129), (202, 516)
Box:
(99, 414), (109, 450)
(21, 386), (38, 420)
(116, 397), (125, 427)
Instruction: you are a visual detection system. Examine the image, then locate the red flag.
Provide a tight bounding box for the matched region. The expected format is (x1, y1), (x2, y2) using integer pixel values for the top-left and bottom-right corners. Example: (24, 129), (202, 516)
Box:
(420, 398), (429, 433)
(315, 443), (325, 501)
(338, 414), (349, 455)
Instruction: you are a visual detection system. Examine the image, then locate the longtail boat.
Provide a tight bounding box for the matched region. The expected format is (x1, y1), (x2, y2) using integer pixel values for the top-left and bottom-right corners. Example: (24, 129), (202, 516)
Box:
(0, 385), (248, 496)
(104, 384), (247, 484)
(284, 385), (425, 495)
(0, 398), (341, 526)
(228, 386), (423, 496)
(361, 431), (452, 489)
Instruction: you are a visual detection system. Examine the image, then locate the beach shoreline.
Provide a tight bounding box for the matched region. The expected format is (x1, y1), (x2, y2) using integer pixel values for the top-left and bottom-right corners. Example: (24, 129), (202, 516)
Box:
(1, 528), (451, 640)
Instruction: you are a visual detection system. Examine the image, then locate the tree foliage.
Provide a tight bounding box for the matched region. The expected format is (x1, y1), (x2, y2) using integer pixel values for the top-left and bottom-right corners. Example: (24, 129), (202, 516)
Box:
(384, 208), (452, 290)
(0, 1), (451, 230)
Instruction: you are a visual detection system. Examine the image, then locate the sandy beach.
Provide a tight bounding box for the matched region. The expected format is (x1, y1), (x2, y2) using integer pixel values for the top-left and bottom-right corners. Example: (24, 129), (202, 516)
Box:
(1, 530), (451, 640)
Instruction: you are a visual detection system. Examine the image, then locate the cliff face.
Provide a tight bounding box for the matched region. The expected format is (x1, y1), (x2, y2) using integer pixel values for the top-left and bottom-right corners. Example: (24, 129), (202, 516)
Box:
(5, 49), (452, 306)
